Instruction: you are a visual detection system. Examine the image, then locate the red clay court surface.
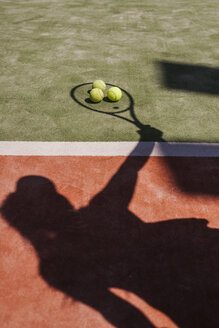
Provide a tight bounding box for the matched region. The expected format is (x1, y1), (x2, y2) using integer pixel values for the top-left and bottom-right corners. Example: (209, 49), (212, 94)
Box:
(0, 154), (219, 328)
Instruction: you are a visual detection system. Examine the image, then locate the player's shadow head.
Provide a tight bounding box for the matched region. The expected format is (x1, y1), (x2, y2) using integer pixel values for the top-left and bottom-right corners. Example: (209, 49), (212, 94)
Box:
(157, 61), (219, 95)
(0, 175), (73, 237)
(70, 83), (164, 142)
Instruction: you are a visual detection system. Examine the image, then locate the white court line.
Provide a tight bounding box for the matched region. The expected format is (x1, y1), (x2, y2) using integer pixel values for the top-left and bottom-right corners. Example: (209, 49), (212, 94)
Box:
(1, 141), (219, 157)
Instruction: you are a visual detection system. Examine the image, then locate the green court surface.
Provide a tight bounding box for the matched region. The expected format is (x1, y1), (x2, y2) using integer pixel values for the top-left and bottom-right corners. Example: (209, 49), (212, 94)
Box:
(0, 0), (219, 142)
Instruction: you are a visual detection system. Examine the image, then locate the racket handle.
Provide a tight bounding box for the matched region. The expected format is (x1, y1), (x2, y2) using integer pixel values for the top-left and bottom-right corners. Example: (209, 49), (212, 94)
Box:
(137, 125), (163, 142)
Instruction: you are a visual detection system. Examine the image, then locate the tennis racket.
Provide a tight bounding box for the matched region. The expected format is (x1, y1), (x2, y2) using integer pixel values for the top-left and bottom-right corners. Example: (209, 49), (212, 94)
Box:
(70, 83), (163, 141)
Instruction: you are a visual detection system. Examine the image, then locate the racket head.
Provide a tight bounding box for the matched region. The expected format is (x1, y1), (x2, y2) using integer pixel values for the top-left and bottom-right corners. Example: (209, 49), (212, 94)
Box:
(70, 83), (163, 141)
(70, 82), (134, 115)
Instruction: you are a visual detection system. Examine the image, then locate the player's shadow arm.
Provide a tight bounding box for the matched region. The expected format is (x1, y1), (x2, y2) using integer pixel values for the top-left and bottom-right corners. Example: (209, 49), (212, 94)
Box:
(90, 125), (163, 215)
(157, 61), (219, 95)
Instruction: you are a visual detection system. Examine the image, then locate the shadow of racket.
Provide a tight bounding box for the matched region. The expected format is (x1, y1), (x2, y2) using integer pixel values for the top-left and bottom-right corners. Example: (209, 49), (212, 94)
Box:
(70, 83), (163, 141)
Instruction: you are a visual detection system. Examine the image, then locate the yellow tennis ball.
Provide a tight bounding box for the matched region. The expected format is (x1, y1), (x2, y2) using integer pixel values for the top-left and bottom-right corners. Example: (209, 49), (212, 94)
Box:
(92, 80), (106, 92)
(107, 87), (122, 102)
(90, 88), (104, 103)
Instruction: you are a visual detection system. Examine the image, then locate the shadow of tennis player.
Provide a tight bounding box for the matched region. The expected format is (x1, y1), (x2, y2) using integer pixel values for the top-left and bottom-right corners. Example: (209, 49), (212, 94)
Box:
(1, 125), (219, 328)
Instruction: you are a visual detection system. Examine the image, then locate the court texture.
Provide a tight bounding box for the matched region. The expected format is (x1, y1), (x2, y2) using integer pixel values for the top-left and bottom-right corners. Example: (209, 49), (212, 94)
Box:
(0, 1), (219, 328)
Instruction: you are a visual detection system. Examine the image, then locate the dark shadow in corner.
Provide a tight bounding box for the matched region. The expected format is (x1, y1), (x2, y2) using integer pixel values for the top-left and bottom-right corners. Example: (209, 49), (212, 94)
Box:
(157, 61), (219, 95)
(165, 155), (219, 196)
(156, 61), (219, 195)
(1, 134), (219, 327)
